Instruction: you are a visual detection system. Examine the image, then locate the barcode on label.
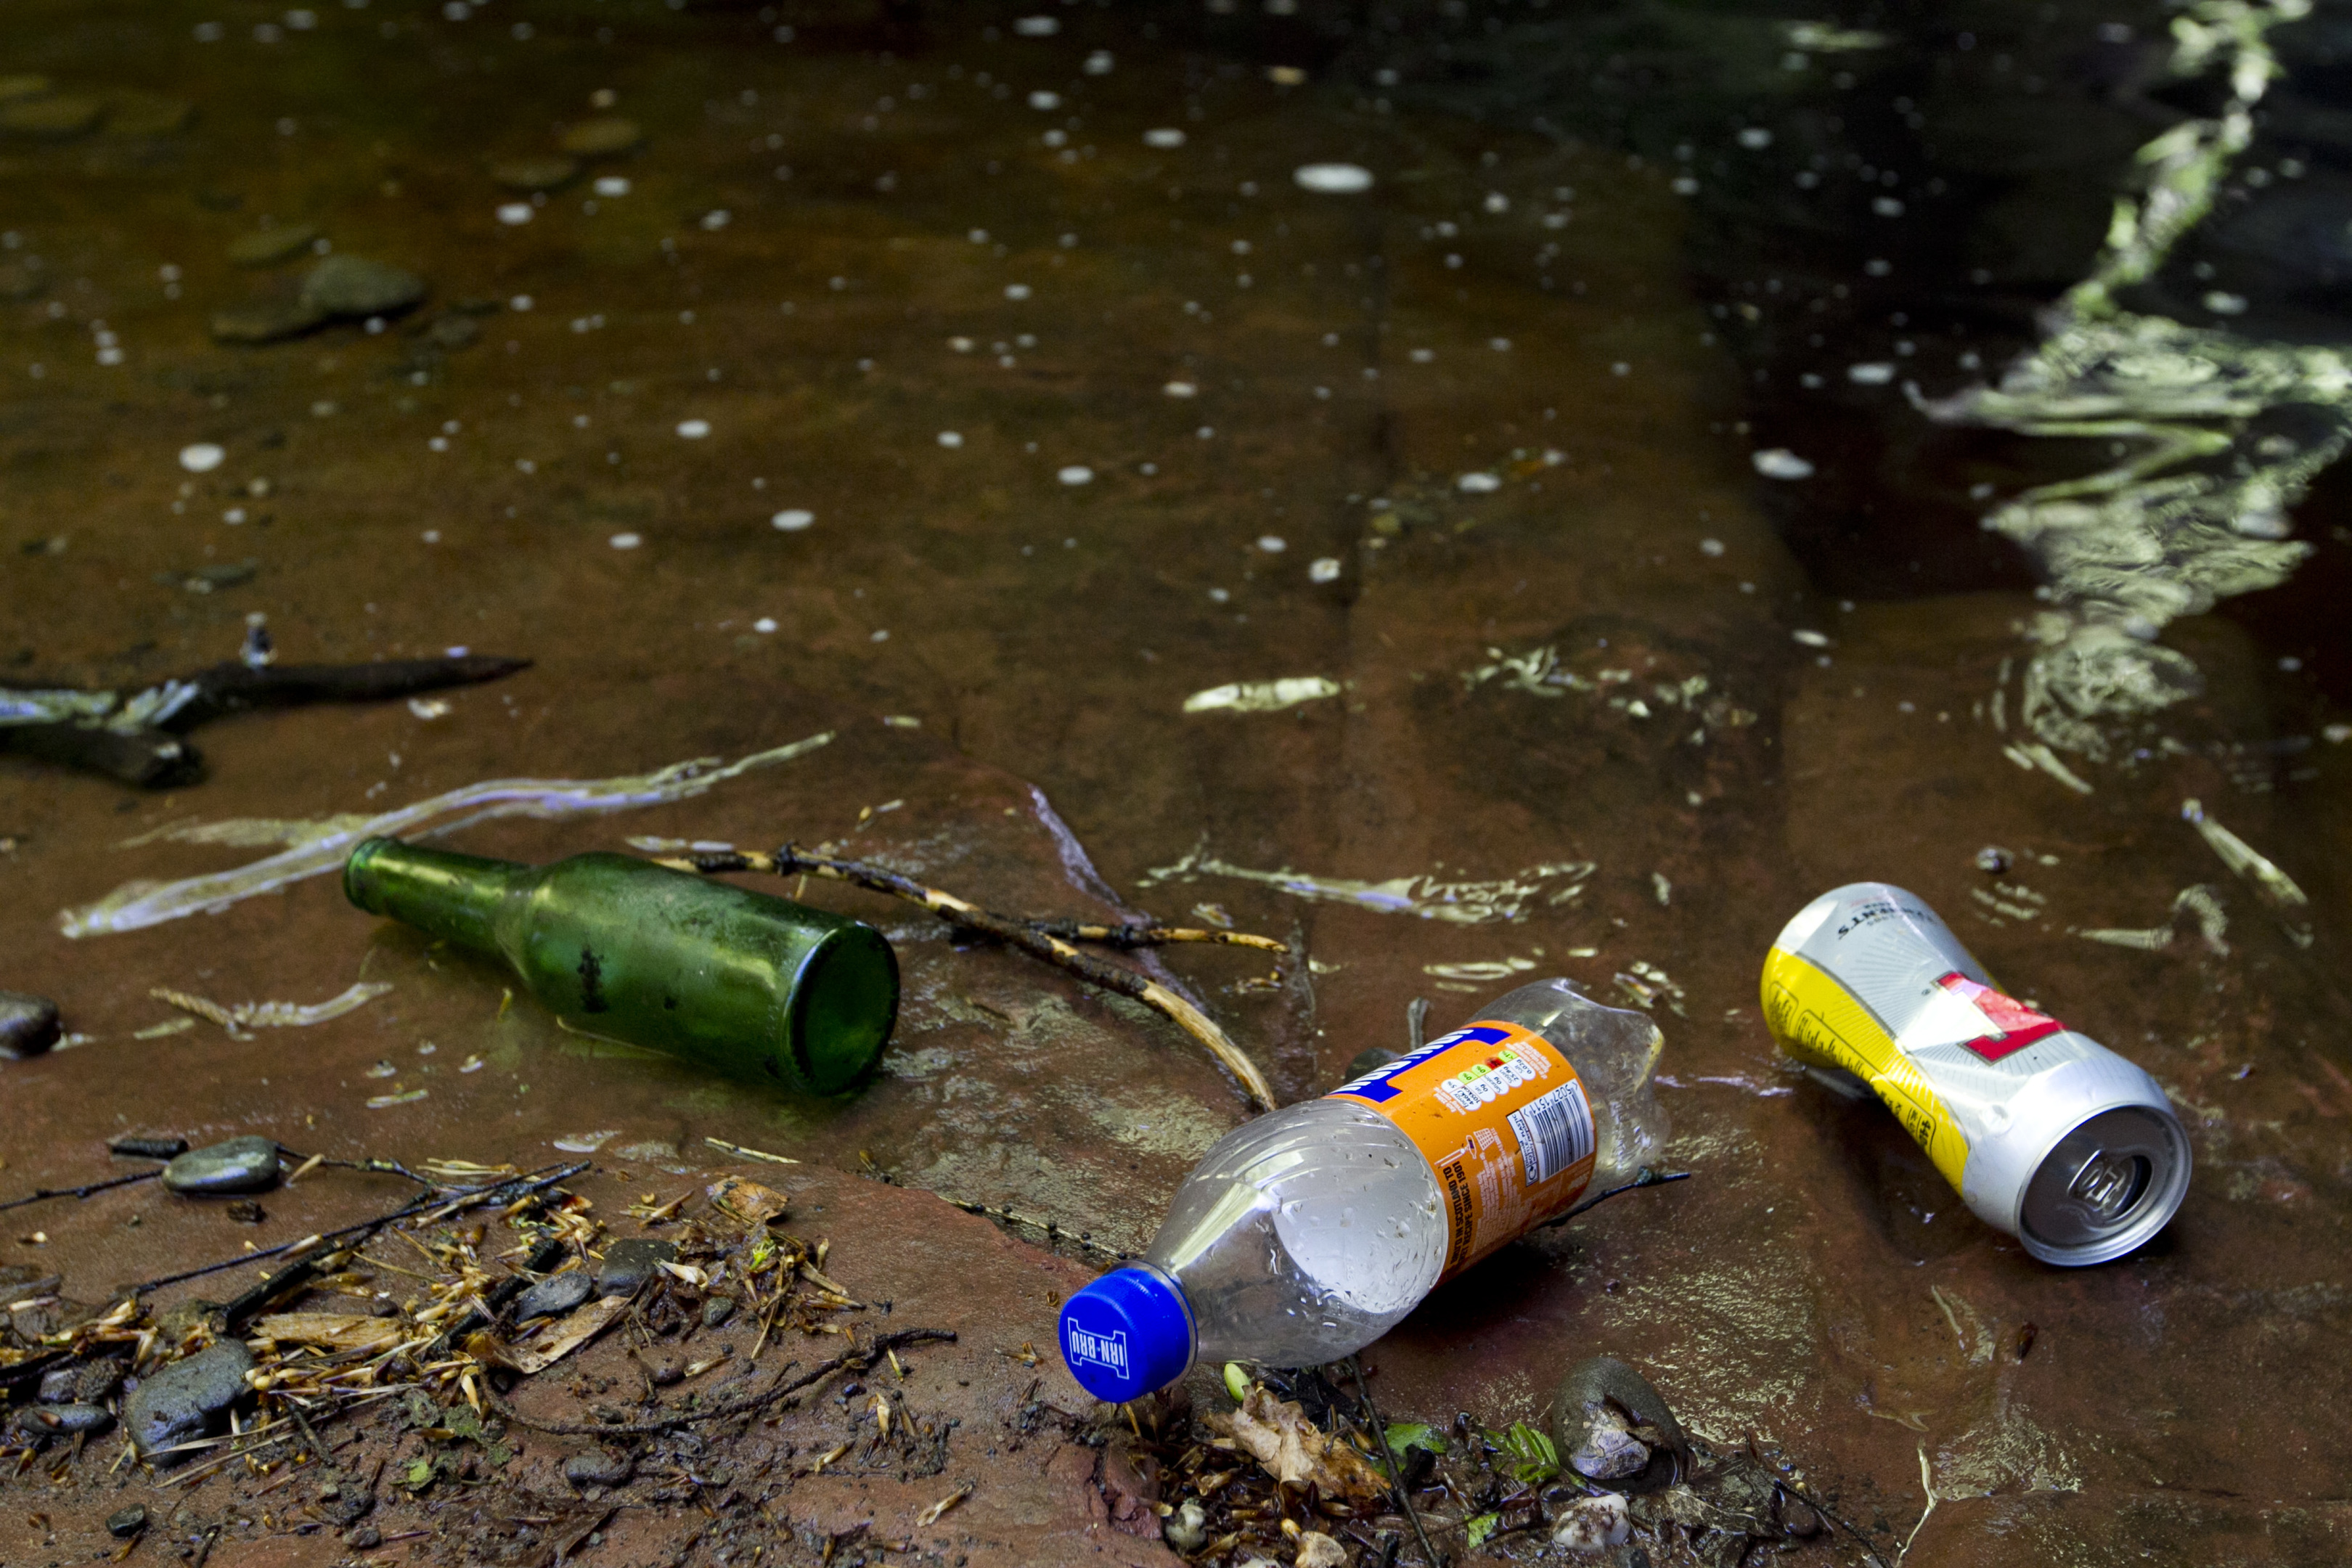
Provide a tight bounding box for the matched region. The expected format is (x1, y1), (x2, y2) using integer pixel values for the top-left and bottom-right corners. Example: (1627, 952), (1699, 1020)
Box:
(1508, 1079), (1595, 1188)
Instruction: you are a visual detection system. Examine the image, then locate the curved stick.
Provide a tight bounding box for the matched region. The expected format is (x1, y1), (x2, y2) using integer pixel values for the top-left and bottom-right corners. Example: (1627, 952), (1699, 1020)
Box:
(660, 845), (1278, 1110)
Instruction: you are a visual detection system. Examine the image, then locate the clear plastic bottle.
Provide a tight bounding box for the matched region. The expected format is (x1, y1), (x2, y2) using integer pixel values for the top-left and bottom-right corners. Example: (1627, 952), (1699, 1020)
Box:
(1058, 979), (1667, 1402)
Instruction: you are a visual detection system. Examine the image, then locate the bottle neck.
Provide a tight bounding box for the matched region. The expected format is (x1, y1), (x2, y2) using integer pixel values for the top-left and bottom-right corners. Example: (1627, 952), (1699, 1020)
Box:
(343, 838), (523, 956)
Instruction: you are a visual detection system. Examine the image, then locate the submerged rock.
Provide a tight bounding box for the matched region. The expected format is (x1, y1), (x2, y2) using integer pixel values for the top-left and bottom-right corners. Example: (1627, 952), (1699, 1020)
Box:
(210, 297), (330, 344)
(105, 1505), (147, 1539)
(301, 255), (426, 317)
(558, 117), (642, 156)
(596, 1237), (676, 1297)
(0, 991), (61, 1058)
(109, 1134), (189, 1159)
(226, 224), (319, 266)
(163, 1135), (282, 1195)
(125, 1342), (255, 1456)
(0, 95), (103, 137)
(491, 155), (579, 191)
(1553, 1355), (1689, 1494)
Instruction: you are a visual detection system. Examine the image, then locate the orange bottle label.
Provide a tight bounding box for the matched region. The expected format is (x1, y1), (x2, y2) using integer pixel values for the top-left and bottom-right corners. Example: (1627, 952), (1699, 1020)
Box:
(1328, 1020), (1598, 1283)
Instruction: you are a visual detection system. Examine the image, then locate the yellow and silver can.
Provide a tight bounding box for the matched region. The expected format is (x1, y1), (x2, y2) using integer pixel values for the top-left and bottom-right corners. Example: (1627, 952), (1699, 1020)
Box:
(1763, 883), (2189, 1265)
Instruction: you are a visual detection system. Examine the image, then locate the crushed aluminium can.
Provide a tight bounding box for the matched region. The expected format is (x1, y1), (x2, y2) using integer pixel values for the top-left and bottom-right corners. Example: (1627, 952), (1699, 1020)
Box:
(1763, 882), (2189, 1265)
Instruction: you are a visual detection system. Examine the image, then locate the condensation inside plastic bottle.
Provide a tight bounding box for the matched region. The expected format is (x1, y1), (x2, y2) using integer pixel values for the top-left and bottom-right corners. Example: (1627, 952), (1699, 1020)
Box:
(1142, 980), (1666, 1371)
(1144, 1098), (1446, 1369)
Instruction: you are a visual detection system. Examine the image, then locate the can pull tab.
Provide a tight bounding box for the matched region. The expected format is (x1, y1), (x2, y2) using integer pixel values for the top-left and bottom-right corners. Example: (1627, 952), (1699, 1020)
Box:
(2067, 1148), (2152, 1221)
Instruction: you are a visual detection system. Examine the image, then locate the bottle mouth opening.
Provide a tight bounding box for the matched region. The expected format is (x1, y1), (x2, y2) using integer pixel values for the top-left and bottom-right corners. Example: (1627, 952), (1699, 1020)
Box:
(783, 926), (899, 1095)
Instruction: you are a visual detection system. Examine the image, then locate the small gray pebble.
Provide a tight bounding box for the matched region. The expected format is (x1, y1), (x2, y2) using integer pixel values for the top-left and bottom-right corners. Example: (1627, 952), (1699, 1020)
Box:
(106, 1504), (147, 1539)
(37, 1365), (79, 1402)
(595, 1237), (677, 1297)
(343, 1524), (383, 1549)
(0, 990), (60, 1059)
(78, 1357), (127, 1402)
(513, 1268), (593, 1323)
(15, 1402), (114, 1437)
(124, 1341), (256, 1457)
(163, 1135), (282, 1195)
(700, 1294), (737, 1328)
(563, 1449), (634, 1487)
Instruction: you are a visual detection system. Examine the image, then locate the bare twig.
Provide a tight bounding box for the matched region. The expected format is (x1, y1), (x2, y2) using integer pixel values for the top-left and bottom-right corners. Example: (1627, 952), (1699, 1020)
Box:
(1348, 1355), (1441, 1568)
(1541, 1165), (1694, 1228)
(489, 1328), (955, 1435)
(1025, 918), (1286, 952)
(126, 1162), (588, 1295)
(0, 1169), (160, 1214)
(661, 845), (1276, 1109)
(703, 1137), (799, 1167)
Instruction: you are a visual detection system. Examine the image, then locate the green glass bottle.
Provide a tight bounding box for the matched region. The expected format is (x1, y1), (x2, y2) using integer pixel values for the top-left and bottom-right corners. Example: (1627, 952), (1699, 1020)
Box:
(343, 838), (897, 1095)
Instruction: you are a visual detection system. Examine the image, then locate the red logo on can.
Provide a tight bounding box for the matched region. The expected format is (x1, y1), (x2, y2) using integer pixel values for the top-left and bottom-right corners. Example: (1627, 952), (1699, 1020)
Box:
(1937, 973), (2065, 1061)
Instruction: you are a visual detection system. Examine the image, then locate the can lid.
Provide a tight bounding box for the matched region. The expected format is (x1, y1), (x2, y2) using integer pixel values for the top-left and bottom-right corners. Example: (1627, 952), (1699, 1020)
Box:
(1058, 1267), (1193, 1403)
(2017, 1104), (2190, 1265)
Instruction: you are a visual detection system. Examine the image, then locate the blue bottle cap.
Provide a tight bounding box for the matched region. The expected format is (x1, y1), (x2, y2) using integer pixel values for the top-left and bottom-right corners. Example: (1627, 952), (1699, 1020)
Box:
(1058, 1266), (1193, 1403)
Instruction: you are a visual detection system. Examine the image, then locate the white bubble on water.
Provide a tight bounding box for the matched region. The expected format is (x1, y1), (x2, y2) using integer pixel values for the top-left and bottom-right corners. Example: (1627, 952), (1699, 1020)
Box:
(510, 293), (534, 311)
(1752, 449), (1815, 480)
(754, 617), (778, 634)
(772, 509), (814, 531)
(938, 430), (964, 447)
(1483, 192), (1509, 213)
(2203, 290), (2249, 315)
(1164, 380), (1197, 397)
(1294, 163), (1373, 194)
(701, 208), (731, 231)
(1144, 127), (1186, 148)
(593, 176), (630, 197)
(1847, 362), (1896, 385)
(1791, 629), (1832, 648)
(1028, 90), (1061, 111)
(1308, 556), (1342, 583)
(1738, 127), (1773, 149)
(610, 532), (642, 550)
(1699, 538), (1726, 556)
(1005, 283), (1032, 301)
(1014, 14), (1059, 35)
(1872, 197), (1904, 217)
(676, 419), (711, 439)
(1257, 535), (1287, 552)
(1490, 338), (1511, 352)
(1057, 465), (1094, 485)
(1085, 50), (1114, 74)
(1457, 472), (1501, 493)
(496, 202), (533, 225)
(179, 442), (225, 473)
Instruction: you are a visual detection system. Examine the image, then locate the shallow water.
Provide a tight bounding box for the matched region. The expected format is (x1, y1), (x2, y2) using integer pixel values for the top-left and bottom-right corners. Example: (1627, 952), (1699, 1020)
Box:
(3, 1), (2350, 1562)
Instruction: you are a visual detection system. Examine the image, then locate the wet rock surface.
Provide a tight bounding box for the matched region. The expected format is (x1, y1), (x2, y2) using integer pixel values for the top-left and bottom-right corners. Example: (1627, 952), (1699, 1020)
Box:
(0, 990), (60, 1059)
(594, 1238), (676, 1298)
(161, 1136), (280, 1195)
(123, 1342), (254, 1457)
(0, 2), (2347, 1565)
(511, 1267), (592, 1323)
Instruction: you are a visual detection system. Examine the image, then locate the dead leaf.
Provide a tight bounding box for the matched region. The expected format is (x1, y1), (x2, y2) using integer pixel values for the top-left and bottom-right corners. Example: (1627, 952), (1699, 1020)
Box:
(1203, 1387), (1389, 1503)
(915, 1484), (971, 1527)
(706, 1176), (789, 1228)
(1295, 1531), (1348, 1568)
(508, 1295), (629, 1375)
(249, 1312), (403, 1352)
